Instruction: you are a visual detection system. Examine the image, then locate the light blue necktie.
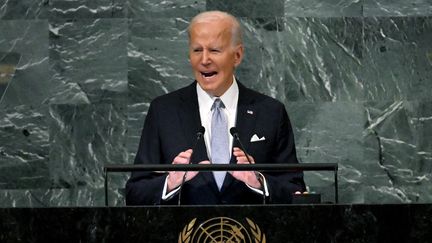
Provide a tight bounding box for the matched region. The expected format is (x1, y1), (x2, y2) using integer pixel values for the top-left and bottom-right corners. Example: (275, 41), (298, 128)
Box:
(211, 98), (230, 190)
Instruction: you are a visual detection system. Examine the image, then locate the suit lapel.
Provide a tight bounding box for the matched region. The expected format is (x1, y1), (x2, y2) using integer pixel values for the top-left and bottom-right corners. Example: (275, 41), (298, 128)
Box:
(179, 82), (220, 194)
(232, 81), (257, 162)
(178, 82), (211, 165)
(221, 81), (258, 192)
(178, 82), (201, 152)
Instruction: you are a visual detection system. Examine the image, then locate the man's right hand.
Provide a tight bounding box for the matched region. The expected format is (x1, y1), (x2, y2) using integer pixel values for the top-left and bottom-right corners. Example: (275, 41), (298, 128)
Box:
(166, 149), (209, 192)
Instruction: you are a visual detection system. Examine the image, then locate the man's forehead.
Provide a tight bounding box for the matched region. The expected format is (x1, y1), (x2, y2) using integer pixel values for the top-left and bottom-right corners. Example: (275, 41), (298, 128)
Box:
(191, 18), (231, 30)
(189, 28), (231, 47)
(190, 21), (231, 36)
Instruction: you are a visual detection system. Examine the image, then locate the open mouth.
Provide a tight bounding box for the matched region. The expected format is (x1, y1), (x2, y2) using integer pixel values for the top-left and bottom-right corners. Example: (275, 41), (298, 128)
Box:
(200, 71), (218, 78)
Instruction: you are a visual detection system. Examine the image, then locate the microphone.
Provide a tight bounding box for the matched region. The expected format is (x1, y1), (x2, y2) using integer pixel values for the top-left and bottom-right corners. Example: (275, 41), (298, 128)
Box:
(230, 127), (266, 204)
(178, 126), (205, 205)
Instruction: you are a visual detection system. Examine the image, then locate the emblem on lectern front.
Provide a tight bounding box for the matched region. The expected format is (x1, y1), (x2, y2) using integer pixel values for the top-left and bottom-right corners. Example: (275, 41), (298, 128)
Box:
(178, 217), (266, 243)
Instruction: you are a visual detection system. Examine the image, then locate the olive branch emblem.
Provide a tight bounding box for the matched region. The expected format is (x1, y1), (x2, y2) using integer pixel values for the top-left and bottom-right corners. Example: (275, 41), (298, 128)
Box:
(178, 218), (196, 243)
(246, 218), (266, 243)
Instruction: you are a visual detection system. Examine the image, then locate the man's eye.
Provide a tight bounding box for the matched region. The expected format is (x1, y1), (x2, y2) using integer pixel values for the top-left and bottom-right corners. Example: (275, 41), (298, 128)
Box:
(193, 49), (202, 52)
(210, 49), (220, 53)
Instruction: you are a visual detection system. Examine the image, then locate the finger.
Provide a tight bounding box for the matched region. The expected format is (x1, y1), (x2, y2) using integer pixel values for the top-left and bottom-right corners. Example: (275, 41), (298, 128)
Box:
(236, 154), (255, 163)
(177, 149), (193, 159)
(233, 148), (253, 162)
(172, 149), (193, 164)
(236, 159), (249, 164)
(233, 147), (255, 161)
(232, 147), (245, 156)
(233, 151), (246, 158)
(238, 154), (254, 163)
(233, 147), (242, 152)
(172, 156), (189, 164)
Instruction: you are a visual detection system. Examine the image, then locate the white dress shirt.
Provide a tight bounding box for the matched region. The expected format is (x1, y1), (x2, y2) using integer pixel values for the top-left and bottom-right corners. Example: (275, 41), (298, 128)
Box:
(196, 77), (238, 161)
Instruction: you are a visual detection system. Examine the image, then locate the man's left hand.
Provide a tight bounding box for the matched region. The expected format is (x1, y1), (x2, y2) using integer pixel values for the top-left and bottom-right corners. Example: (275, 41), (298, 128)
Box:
(231, 147), (262, 189)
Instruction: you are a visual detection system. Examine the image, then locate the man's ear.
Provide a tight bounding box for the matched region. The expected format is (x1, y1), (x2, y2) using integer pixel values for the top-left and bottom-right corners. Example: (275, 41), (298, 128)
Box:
(234, 44), (244, 67)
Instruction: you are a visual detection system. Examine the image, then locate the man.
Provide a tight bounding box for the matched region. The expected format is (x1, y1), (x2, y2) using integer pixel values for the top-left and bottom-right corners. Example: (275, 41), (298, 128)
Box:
(126, 11), (305, 205)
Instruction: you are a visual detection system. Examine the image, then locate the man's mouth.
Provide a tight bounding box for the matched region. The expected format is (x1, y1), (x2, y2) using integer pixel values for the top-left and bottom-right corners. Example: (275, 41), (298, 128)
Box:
(200, 71), (218, 78)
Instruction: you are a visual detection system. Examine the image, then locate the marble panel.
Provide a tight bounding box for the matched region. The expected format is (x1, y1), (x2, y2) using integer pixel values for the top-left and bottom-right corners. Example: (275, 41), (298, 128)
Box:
(362, 17), (432, 101)
(285, 0), (363, 17)
(0, 20), (49, 109)
(49, 18), (128, 103)
(1, 98), (128, 207)
(48, 98), (128, 192)
(289, 99), (432, 203)
(236, 17), (364, 103)
(0, 20), (51, 195)
(0, 106), (50, 190)
(364, 0), (432, 17)
(288, 102), (367, 202)
(206, 0), (284, 17)
(0, 0), (50, 19)
(127, 0), (205, 18)
(127, 17), (193, 160)
(363, 100), (432, 203)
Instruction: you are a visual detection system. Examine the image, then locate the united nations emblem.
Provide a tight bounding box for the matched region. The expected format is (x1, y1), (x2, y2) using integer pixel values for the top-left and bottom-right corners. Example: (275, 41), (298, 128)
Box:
(178, 217), (266, 243)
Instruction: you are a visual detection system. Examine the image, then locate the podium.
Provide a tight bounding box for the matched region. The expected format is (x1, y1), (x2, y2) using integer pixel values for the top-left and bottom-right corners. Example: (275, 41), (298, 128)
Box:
(1, 163), (420, 242)
(1, 204), (431, 242)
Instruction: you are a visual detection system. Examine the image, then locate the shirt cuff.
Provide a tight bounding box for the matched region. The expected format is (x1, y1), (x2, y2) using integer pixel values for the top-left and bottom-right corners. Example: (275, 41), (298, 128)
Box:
(246, 172), (269, 196)
(161, 175), (181, 200)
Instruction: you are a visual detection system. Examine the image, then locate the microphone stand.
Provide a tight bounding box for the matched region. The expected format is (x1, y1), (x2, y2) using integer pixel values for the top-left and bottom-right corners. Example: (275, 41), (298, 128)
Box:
(177, 127), (205, 205)
(230, 127), (266, 205)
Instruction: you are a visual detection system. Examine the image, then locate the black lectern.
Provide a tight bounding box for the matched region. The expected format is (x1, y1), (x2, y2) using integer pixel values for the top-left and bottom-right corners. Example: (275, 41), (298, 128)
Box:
(104, 163), (339, 206)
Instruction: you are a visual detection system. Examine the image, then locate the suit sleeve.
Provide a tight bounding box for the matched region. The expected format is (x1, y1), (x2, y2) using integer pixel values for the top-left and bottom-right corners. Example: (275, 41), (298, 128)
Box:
(264, 104), (306, 204)
(125, 101), (177, 205)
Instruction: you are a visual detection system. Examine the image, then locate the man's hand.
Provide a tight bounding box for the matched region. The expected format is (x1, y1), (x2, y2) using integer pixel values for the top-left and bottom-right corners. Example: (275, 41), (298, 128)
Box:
(231, 147), (262, 189)
(166, 149), (210, 192)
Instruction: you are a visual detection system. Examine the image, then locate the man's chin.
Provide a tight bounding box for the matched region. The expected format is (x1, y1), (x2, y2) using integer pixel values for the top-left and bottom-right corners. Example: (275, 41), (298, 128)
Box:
(197, 78), (215, 88)
(200, 85), (216, 94)
(196, 82), (219, 96)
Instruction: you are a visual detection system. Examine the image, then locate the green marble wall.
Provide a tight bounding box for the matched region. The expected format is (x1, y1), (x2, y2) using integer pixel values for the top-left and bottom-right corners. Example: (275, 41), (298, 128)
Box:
(0, 0), (431, 206)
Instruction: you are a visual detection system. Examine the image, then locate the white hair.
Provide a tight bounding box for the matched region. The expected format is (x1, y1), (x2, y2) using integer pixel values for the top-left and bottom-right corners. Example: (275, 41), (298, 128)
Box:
(188, 11), (243, 46)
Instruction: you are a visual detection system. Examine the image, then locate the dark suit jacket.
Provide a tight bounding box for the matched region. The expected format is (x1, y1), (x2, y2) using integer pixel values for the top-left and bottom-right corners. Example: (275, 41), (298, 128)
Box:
(126, 81), (305, 205)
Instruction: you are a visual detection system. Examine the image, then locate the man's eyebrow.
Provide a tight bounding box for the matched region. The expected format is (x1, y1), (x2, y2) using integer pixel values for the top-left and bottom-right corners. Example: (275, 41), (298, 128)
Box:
(210, 46), (223, 49)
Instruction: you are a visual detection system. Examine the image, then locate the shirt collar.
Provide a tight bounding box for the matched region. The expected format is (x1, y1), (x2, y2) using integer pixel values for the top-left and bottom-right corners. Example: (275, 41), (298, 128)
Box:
(196, 76), (239, 112)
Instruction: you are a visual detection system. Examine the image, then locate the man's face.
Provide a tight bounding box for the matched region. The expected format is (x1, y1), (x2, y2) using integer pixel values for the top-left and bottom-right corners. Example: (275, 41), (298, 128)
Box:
(189, 20), (243, 97)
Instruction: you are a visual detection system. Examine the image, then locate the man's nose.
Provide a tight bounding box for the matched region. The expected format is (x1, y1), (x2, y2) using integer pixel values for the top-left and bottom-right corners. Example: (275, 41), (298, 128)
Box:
(201, 50), (211, 65)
